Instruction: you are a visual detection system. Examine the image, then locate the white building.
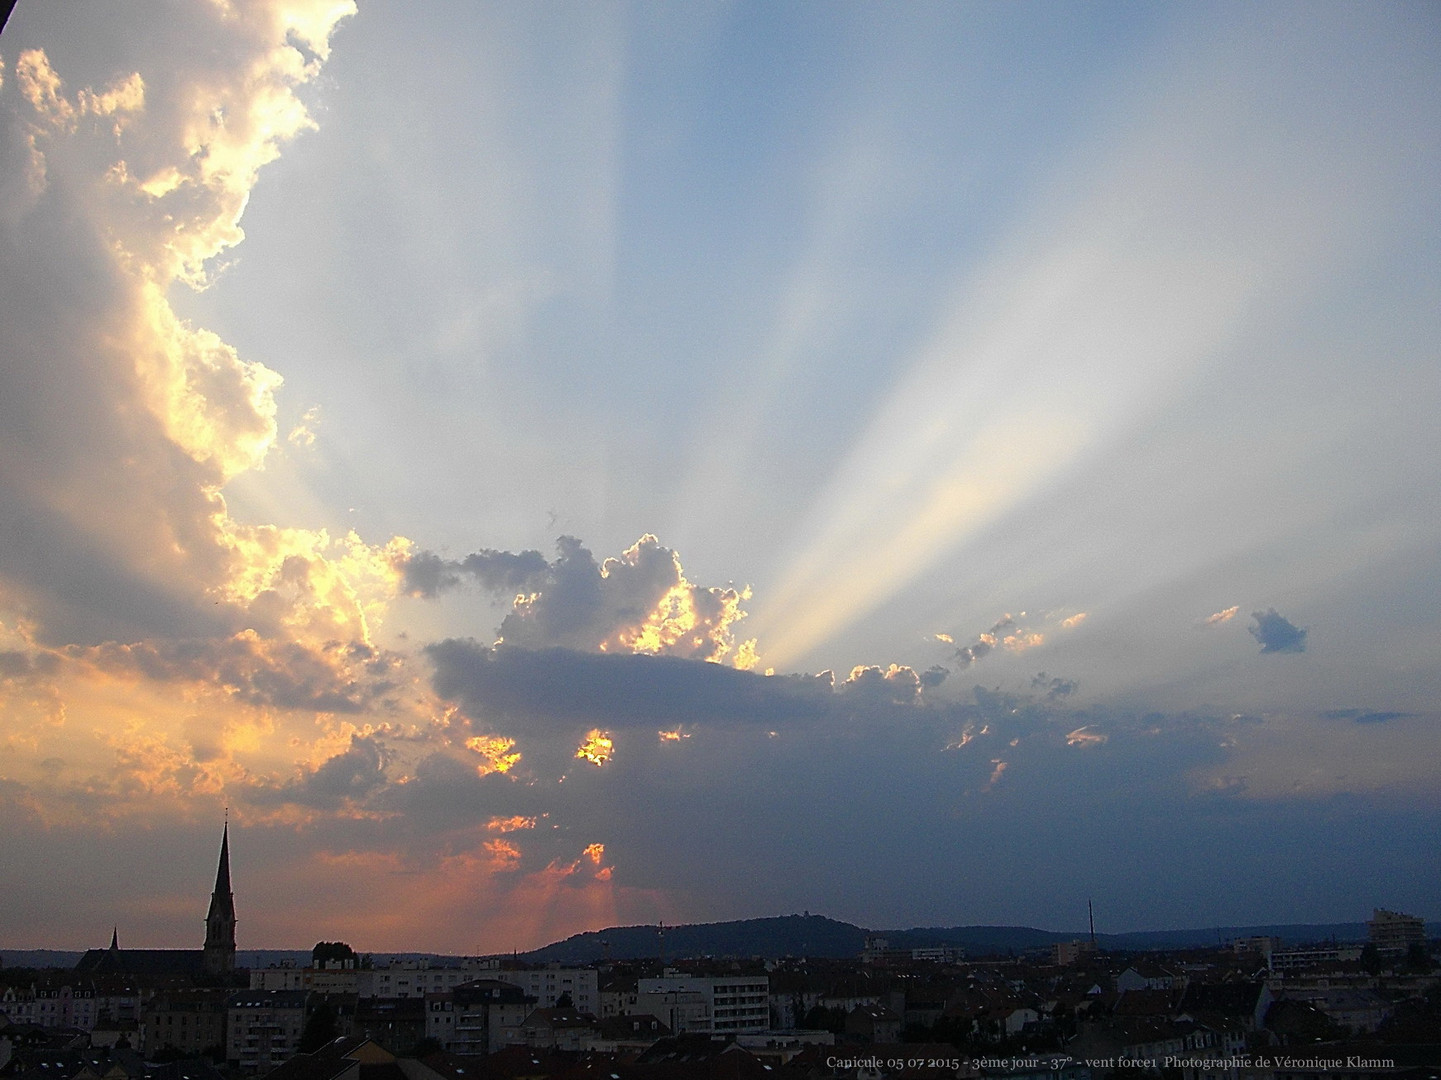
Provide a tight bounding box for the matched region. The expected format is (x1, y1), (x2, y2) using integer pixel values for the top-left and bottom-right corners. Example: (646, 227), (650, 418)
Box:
(494, 968), (599, 1017)
(357, 960), (491, 999)
(637, 975), (769, 1033)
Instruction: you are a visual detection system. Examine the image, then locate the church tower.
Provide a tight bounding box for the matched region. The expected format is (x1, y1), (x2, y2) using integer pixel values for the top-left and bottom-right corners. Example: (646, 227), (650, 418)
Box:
(203, 821), (237, 975)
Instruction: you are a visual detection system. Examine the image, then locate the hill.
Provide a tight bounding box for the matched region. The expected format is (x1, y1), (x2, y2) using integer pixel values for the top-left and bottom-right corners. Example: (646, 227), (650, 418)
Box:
(520, 916), (1430, 963)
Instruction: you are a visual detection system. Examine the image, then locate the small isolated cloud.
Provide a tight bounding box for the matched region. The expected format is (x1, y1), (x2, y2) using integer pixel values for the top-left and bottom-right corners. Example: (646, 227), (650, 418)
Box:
(1200, 605), (1240, 627)
(1249, 608), (1307, 654)
(950, 615), (1013, 667)
(1065, 725), (1108, 748)
(919, 665), (949, 689)
(575, 729), (613, 766)
(287, 406), (321, 448)
(948, 613), (1048, 667)
(1060, 612), (1087, 630)
(1032, 672), (1078, 700)
(985, 759), (1008, 789)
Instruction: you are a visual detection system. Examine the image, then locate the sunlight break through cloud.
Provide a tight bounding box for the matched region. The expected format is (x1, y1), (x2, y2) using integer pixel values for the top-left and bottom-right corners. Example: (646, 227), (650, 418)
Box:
(749, 17), (1399, 668)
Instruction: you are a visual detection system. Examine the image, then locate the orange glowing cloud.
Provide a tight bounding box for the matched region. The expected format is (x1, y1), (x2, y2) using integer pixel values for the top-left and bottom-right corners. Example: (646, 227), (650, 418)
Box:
(486, 815), (535, 833)
(483, 838), (522, 870)
(466, 735), (521, 775)
(575, 729), (613, 766)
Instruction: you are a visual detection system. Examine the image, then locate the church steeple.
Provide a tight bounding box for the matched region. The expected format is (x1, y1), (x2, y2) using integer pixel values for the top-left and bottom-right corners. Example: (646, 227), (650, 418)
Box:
(203, 820), (237, 975)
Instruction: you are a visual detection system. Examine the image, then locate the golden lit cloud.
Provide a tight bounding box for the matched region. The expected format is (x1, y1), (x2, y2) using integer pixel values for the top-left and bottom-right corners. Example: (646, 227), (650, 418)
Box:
(482, 535), (757, 668)
(576, 729), (613, 766)
(487, 815), (535, 833)
(1002, 631), (1044, 651)
(1065, 725), (1108, 747)
(466, 735), (521, 775)
(483, 838), (522, 870)
(217, 524), (411, 645)
(582, 842), (605, 864)
(1061, 612), (1088, 629)
(1201, 605), (1239, 626)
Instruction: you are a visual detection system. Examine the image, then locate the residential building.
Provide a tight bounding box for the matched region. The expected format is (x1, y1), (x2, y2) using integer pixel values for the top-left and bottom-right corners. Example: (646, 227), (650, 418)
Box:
(142, 988), (228, 1057)
(352, 996), (425, 1054)
(448, 979), (534, 1056)
(515, 1007), (595, 1051)
(225, 989), (307, 1071)
(1368, 908), (1425, 955)
(493, 966), (599, 1015)
(637, 975), (769, 1033)
(355, 962), (486, 1000)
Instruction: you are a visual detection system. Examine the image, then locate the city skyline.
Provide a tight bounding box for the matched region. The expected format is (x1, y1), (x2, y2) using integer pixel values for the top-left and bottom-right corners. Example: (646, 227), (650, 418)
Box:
(1, 1), (1439, 953)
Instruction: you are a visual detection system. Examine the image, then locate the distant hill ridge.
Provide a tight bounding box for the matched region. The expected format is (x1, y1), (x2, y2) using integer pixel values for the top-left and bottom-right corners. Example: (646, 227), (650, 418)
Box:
(516, 913), (1431, 964)
(7, 915), (1435, 969)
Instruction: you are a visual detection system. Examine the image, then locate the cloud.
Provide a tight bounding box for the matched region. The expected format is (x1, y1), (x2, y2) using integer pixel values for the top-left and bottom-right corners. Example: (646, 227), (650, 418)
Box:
(251, 734), (389, 810)
(1201, 605), (1240, 627)
(410, 535), (757, 667)
(1032, 672), (1079, 700)
(946, 613), (1050, 668)
(0, 1), (365, 650)
(402, 547), (550, 599)
(949, 615), (1014, 667)
(425, 639), (839, 735)
(69, 632), (403, 715)
(1249, 608), (1308, 654)
(841, 663), (923, 706)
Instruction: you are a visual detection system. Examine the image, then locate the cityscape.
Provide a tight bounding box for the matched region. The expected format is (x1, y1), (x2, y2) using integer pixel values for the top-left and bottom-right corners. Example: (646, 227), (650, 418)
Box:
(1, 826), (1438, 1078)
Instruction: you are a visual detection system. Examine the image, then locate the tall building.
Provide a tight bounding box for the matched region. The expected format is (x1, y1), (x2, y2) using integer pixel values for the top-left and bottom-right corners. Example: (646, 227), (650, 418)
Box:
(1368, 908), (1425, 955)
(204, 823), (238, 975)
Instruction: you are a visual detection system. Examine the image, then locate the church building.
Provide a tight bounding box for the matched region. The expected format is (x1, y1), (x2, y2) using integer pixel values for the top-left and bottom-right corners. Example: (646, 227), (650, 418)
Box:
(75, 822), (239, 981)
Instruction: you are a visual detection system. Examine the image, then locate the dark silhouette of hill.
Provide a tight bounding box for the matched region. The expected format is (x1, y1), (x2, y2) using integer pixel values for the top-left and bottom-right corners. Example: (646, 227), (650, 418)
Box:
(520, 915), (1425, 963)
(523, 914), (867, 963)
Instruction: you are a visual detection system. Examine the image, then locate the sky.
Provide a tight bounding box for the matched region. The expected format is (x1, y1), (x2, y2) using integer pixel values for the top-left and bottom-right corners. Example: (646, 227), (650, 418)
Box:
(1, 0), (1439, 955)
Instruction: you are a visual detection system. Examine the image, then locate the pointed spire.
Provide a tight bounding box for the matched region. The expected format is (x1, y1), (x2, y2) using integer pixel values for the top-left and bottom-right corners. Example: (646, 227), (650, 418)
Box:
(110, 926), (119, 950)
(213, 819), (232, 895)
(204, 818), (237, 975)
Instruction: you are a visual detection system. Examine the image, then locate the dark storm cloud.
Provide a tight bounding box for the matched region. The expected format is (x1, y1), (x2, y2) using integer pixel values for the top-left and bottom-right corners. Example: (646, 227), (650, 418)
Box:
(425, 639), (839, 731)
(1249, 608), (1308, 654)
